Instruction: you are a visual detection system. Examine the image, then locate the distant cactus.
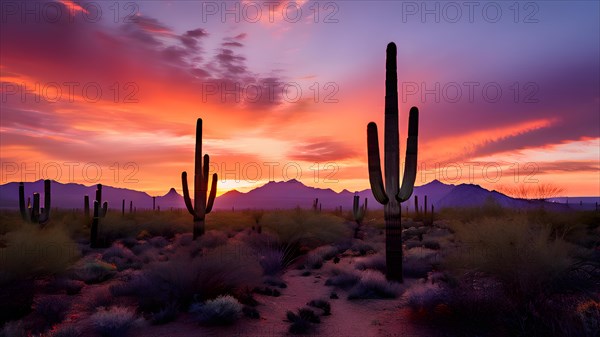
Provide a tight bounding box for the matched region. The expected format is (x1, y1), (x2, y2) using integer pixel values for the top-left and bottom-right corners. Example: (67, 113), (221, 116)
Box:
(90, 184), (107, 248)
(312, 198), (320, 212)
(182, 118), (218, 239)
(352, 195), (368, 239)
(153, 196), (156, 211)
(19, 180), (51, 224)
(84, 195), (90, 218)
(414, 195), (420, 220)
(122, 199), (125, 216)
(366, 42), (419, 282)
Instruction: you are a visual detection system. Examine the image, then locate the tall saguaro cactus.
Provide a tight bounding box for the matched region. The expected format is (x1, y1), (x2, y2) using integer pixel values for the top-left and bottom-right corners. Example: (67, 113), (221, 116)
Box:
(182, 118), (218, 239)
(367, 42), (419, 282)
(19, 180), (51, 224)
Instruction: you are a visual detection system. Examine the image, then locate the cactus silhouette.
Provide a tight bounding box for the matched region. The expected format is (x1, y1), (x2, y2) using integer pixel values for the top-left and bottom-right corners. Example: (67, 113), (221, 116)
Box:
(90, 184), (107, 248)
(414, 195), (420, 219)
(19, 180), (51, 224)
(352, 195), (368, 239)
(182, 118), (218, 239)
(312, 198), (320, 212)
(367, 42), (419, 282)
(84, 195), (90, 218)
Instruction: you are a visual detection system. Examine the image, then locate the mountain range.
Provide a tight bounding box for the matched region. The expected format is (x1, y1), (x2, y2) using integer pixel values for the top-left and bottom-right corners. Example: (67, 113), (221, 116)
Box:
(1, 179), (597, 211)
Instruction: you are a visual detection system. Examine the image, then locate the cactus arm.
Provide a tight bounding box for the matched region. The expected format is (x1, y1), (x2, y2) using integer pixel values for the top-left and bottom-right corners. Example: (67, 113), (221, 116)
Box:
(205, 173), (218, 213)
(367, 122), (389, 204)
(397, 107), (419, 202)
(102, 202), (108, 217)
(181, 171), (197, 217)
(18, 182), (27, 221)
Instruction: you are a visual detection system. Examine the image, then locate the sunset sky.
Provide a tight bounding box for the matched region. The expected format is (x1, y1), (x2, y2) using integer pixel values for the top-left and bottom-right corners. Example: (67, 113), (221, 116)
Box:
(1, 0), (598, 197)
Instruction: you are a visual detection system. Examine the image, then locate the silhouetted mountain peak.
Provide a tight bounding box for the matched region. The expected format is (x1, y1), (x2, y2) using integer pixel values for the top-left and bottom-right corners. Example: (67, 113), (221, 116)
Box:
(163, 188), (179, 197)
(421, 179), (450, 187)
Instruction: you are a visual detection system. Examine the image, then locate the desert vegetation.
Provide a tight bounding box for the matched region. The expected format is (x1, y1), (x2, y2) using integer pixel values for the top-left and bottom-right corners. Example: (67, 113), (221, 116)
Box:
(0, 202), (598, 336)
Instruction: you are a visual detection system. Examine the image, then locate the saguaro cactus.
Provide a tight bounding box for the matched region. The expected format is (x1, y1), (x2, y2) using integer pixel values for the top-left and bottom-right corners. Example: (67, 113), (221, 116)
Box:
(367, 42), (419, 282)
(352, 195), (368, 239)
(182, 118), (218, 239)
(19, 180), (51, 224)
(312, 198), (320, 212)
(90, 184), (108, 248)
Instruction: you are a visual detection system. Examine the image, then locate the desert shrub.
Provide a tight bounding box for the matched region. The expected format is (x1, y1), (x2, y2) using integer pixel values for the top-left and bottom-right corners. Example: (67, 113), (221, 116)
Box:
(324, 268), (360, 289)
(89, 306), (141, 337)
(111, 242), (262, 312)
(406, 273), (510, 335)
(84, 287), (114, 312)
(446, 216), (576, 297)
(349, 241), (375, 255)
(403, 248), (439, 279)
(354, 254), (386, 273)
(314, 244), (343, 261)
(198, 230), (228, 249)
(286, 308), (321, 334)
(147, 236), (169, 248)
(303, 253), (323, 270)
(118, 237), (139, 248)
(255, 240), (301, 276)
(263, 276), (287, 288)
(189, 295), (242, 326)
(48, 325), (81, 337)
(0, 224), (79, 285)
(102, 243), (141, 271)
(97, 212), (189, 244)
(206, 211), (255, 232)
(172, 233), (193, 247)
(347, 271), (402, 299)
(405, 283), (447, 312)
(439, 203), (506, 223)
(403, 226), (428, 241)
(576, 300), (600, 337)
(0, 320), (27, 337)
(130, 241), (154, 256)
(0, 211), (24, 235)
(261, 209), (350, 248)
(33, 295), (71, 328)
(72, 259), (117, 284)
(307, 299), (331, 315)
